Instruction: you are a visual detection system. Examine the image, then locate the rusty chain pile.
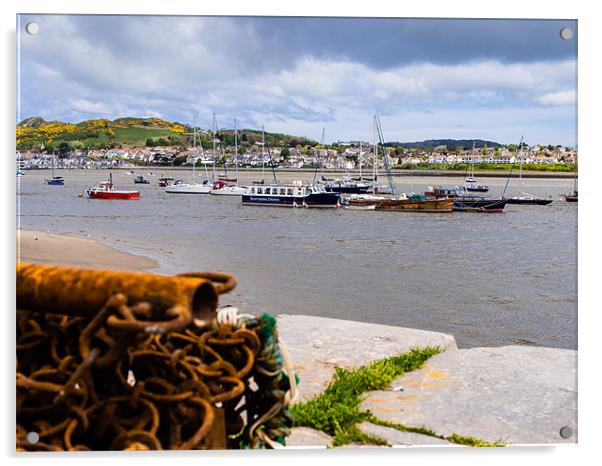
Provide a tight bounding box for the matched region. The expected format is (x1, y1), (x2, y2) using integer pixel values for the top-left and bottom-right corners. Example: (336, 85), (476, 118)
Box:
(16, 263), (294, 451)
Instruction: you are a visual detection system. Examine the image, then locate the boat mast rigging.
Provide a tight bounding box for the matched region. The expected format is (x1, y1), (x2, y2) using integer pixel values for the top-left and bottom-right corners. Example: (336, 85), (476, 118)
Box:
(375, 113), (395, 197)
(234, 118), (239, 182)
(502, 135), (524, 198)
(263, 125), (278, 184)
(312, 127), (325, 185)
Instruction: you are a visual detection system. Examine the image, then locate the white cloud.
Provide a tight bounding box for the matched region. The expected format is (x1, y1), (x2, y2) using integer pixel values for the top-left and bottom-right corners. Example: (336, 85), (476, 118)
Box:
(534, 90), (577, 106)
(69, 98), (112, 115)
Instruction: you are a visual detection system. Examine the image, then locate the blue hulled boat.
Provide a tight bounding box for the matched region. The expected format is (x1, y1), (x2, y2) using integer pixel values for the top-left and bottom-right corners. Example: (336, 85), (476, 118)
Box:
(242, 183), (340, 208)
(45, 176), (65, 186)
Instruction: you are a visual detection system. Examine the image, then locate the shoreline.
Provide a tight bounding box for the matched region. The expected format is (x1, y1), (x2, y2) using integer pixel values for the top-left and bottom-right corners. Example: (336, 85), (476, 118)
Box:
(17, 229), (159, 271)
(24, 166), (576, 179)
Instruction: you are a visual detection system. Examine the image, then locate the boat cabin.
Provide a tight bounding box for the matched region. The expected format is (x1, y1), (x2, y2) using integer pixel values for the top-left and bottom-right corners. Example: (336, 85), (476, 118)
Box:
(247, 185), (323, 197)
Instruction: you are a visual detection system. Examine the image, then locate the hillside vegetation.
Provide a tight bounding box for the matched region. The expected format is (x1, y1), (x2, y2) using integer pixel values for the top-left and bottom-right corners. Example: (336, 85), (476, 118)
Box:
(16, 117), (317, 152)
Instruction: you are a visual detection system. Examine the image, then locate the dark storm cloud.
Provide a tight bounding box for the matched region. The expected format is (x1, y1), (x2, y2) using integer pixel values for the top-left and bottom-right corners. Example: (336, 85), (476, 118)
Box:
(243, 17), (577, 68)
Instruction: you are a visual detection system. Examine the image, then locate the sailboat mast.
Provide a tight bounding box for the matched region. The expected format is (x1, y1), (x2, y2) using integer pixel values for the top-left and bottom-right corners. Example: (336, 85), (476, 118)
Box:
(519, 134), (524, 179)
(375, 112), (395, 197)
(262, 125), (266, 179)
(234, 118), (239, 182)
(359, 140), (362, 178)
(373, 116), (376, 194)
(502, 135), (524, 198)
(472, 140), (476, 179)
(312, 127), (325, 185)
(263, 125), (278, 184)
(212, 113), (217, 181)
(192, 117), (197, 182)
(573, 147), (578, 193)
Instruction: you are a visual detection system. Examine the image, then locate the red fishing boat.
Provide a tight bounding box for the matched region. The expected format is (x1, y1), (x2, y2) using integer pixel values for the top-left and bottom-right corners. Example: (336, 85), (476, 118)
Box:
(85, 174), (140, 200)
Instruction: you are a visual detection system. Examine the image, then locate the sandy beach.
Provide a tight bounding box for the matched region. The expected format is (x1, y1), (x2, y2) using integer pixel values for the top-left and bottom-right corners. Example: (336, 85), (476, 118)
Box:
(17, 230), (159, 271)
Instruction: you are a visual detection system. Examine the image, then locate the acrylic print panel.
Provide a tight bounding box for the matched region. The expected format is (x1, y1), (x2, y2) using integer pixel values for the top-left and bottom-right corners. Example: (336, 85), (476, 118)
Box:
(16, 14), (577, 451)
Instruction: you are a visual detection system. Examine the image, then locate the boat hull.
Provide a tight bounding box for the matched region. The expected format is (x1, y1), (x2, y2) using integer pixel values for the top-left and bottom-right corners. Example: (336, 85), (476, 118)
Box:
(464, 186), (489, 193)
(347, 198), (454, 212)
(376, 198), (454, 212)
(210, 187), (248, 196)
(505, 198), (553, 205)
(452, 198), (507, 212)
(87, 191), (140, 200)
(325, 185), (371, 194)
(242, 192), (340, 208)
(564, 195), (578, 202)
(165, 184), (212, 194)
(46, 180), (64, 186)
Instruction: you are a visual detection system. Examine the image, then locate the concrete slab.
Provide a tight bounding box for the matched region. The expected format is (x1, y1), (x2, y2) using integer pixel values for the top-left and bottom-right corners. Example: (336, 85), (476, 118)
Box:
(285, 427), (333, 448)
(358, 422), (454, 446)
(361, 345), (577, 445)
(277, 314), (457, 400)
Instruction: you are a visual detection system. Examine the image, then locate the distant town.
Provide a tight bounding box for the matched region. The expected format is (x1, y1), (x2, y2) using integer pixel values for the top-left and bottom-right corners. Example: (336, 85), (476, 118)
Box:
(15, 116), (577, 172)
(16, 141), (577, 172)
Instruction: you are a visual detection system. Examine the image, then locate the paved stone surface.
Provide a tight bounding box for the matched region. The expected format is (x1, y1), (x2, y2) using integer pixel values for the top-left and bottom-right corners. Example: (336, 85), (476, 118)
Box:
(361, 345), (577, 445)
(358, 422), (454, 446)
(277, 314), (457, 400)
(285, 427), (332, 448)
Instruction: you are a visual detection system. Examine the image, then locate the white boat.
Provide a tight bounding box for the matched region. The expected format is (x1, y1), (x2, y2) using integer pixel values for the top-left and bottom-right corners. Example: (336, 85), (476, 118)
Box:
(210, 119), (248, 196)
(165, 179), (213, 194)
(166, 117), (214, 194)
(344, 203), (376, 211)
(210, 182), (248, 196)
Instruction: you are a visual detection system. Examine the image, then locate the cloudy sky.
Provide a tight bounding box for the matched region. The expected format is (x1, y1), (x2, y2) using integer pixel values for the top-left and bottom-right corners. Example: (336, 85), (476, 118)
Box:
(17, 15), (577, 146)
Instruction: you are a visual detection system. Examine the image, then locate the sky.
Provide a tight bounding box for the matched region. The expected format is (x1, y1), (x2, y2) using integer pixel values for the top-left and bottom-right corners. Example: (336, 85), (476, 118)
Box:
(17, 15), (577, 146)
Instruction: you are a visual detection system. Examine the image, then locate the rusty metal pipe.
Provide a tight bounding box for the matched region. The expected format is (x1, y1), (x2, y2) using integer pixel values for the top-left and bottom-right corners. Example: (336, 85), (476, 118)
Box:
(16, 263), (226, 321)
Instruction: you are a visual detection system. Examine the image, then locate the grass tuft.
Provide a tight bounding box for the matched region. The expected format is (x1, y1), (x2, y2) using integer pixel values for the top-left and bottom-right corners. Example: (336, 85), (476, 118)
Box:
(370, 417), (505, 447)
(290, 346), (441, 446)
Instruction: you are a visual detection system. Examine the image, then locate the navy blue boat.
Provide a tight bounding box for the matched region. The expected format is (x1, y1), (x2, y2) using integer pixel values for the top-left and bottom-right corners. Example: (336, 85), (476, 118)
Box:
(242, 184), (340, 208)
(425, 186), (507, 212)
(45, 176), (64, 186)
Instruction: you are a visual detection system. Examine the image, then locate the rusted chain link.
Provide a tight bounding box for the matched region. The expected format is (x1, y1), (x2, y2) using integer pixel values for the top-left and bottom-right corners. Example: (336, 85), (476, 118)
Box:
(16, 264), (293, 451)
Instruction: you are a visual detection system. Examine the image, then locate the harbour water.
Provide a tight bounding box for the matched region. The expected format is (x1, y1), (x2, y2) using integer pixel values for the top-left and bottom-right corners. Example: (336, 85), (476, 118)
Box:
(17, 169), (577, 349)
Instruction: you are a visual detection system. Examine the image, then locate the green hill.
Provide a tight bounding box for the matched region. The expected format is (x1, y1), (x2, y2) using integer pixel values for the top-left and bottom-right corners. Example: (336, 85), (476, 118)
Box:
(16, 117), (188, 151)
(16, 117), (317, 152)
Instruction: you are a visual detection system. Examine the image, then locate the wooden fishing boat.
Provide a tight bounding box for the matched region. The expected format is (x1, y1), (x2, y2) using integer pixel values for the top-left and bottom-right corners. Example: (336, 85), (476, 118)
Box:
(345, 194), (453, 212)
(376, 197), (454, 212)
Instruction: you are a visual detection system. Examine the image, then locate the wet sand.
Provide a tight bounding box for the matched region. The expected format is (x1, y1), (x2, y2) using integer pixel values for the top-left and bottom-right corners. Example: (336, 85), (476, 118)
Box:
(17, 230), (159, 271)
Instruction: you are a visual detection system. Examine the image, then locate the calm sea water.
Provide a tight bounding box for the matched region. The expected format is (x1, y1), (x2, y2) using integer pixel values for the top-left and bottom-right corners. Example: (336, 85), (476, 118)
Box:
(17, 169), (577, 349)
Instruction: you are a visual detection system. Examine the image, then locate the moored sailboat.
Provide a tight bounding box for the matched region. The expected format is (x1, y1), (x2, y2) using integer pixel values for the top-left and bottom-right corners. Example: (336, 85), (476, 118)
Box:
(563, 150), (578, 202)
(463, 141), (488, 192)
(345, 113), (453, 212)
(424, 186), (507, 212)
(166, 116), (213, 194)
(45, 150), (65, 185)
(211, 118), (248, 196)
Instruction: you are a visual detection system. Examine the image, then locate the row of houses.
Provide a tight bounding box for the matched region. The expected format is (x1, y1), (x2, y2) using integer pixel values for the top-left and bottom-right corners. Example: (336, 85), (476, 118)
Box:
(16, 143), (576, 170)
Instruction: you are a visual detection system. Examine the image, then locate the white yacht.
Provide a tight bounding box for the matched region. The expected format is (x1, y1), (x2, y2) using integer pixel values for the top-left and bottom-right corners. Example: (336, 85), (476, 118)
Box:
(165, 179), (213, 194)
